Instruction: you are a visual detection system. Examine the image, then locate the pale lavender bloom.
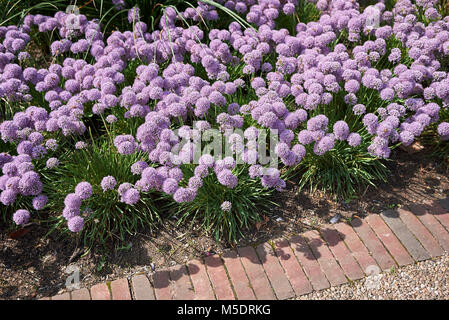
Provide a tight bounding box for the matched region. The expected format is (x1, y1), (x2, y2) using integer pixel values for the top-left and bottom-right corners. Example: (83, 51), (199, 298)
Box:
(46, 157), (59, 168)
(75, 141), (88, 150)
(221, 201), (232, 212)
(75, 181), (92, 200)
(68, 216), (84, 232)
(347, 133), (362, 147)
(32, 194), (48, 210)
(13, 209), (30, 225)
(101, 176), (117, 191)
(121, 188), (140, 205)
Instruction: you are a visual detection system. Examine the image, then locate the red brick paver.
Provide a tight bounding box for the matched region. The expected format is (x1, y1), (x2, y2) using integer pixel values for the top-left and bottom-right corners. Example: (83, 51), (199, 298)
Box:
(152, 270), (173, 300)
(289, 235), (330, 291)
(187, 259), (215, 300)
(204, 255), (234, 300)
(409, 203), (449, 252)
(255, 242), (295, 300)
(169, 265), (194, 300)
(221, 250), (256, 300)
(351, 217), (396, 271)
(398, 208), (444, 258)
(303, 230), (347, 286)
(425, 201), (449, 231)
(131, 274), (155, 300)
(90, 283), (111, 300)
(51, 292), (70, 300)
(320, 226), (364, 281)
(237, 246), (276, 300)
(381, 210), (430, 262)
(365, 214), (413, 266)
(70, 288), (90, 300)
(334, 221), (379, 275)
(110, 278), (131, 300)
(273, 239), (313, 296)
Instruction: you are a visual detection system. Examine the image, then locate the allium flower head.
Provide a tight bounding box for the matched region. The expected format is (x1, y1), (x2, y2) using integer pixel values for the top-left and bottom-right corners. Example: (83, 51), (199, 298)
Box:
(101, 176), (117, 191)
(121, 188), (140, 205)
(13, 209), (30, 225)
(333, 121), (350, 140)
(32, 194), (48, 210)
(46, 157), (59, 169)
(347, 133), (362, 147)
(68, 216), (84, 233)
(221, 201), (232, 212)
(75, 141), (88, 150)
(75, 182), (92, 200)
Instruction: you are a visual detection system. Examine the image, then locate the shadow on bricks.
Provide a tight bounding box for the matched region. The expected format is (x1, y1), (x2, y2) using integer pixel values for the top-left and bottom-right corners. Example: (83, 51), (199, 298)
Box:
(205, 255), (222, 267)
(289, 235), (321, 260)
(274, 243), (291, 261)
(186, 262), (200, 275)
(319, 226), (346, 247)
(350, 218), (363, 227)
(407, 203), (426, 216)
(168, 265), (188, 282)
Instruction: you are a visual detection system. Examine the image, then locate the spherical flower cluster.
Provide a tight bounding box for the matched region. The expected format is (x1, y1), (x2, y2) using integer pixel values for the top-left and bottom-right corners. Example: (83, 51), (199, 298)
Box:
(221, 201), (232, 212)
(101, 175), (117, 191)
(1, 0), (449, 232)
(13, 209), (30, 225)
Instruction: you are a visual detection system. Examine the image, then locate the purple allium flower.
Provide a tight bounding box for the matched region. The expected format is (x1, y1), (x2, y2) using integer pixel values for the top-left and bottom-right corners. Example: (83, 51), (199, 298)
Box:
(173, 187), (196, 203)
(121, 188), (140, 205)
(106, 114), (118, 123)
(101, 176), (117, 191)
(347, 133), (362, 147)
(291, 144), (306, 161)
(63, 206), (80, 220)
(64, 193), (82, 209)
(13, 209), (30, 225)
(217, 169), (238, 188)
(399, 130), (415, 146)
(131, 161), (148, 175)
(333, 121), (350, 140)
(162, 178), (178, 194)
(437, 122), (449, 139)
(118, 183), (133, 196)
(67, 216), (84, 233)
(188, 176), (203, 190)
(345, 79), (360, 93)
(32, 194), (48, 210)
(380, 88), (395, 101)
(31, 145), (47, 160)
(19, 171), (42, 196)
(307, 115), (328, 131)
(352, 104), (366, 116)
(297, 130), (314, 145)
(46, 157), (59, 169)
(75, 141), (88, 150)
(313, 135), (335, 156)
(1, 189), (16, 205)
(114, 135), (138, 155)
(75, 181), (92, 200)
(221, 201), (232, 212)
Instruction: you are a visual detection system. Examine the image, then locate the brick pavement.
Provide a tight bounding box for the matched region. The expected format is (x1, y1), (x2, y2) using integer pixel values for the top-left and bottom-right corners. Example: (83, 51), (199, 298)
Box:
(41, 198), (449, 300)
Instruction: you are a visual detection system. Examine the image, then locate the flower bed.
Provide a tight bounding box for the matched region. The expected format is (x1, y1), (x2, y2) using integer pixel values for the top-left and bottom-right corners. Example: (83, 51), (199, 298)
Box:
(0, 0), (448, 247)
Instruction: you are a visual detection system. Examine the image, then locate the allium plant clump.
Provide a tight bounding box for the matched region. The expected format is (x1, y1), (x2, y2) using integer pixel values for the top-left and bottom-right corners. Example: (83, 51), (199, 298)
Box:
(0, 0), (448, 245)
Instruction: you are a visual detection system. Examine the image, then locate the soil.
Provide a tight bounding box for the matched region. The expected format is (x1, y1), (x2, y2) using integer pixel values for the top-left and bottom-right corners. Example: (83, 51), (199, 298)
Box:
(1, 148), (448, 300)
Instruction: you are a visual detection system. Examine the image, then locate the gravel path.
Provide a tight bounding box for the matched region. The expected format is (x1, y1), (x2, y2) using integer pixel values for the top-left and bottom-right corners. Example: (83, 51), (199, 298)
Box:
(296, 253), (449, 300)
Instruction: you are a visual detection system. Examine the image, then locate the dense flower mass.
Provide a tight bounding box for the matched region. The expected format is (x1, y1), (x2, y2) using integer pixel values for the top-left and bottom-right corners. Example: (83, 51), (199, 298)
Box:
(1, 0), (448, 235)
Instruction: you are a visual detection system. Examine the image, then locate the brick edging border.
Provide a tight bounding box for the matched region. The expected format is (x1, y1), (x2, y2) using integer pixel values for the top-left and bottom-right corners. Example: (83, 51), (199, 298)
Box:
(42, 197), (449, 300)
